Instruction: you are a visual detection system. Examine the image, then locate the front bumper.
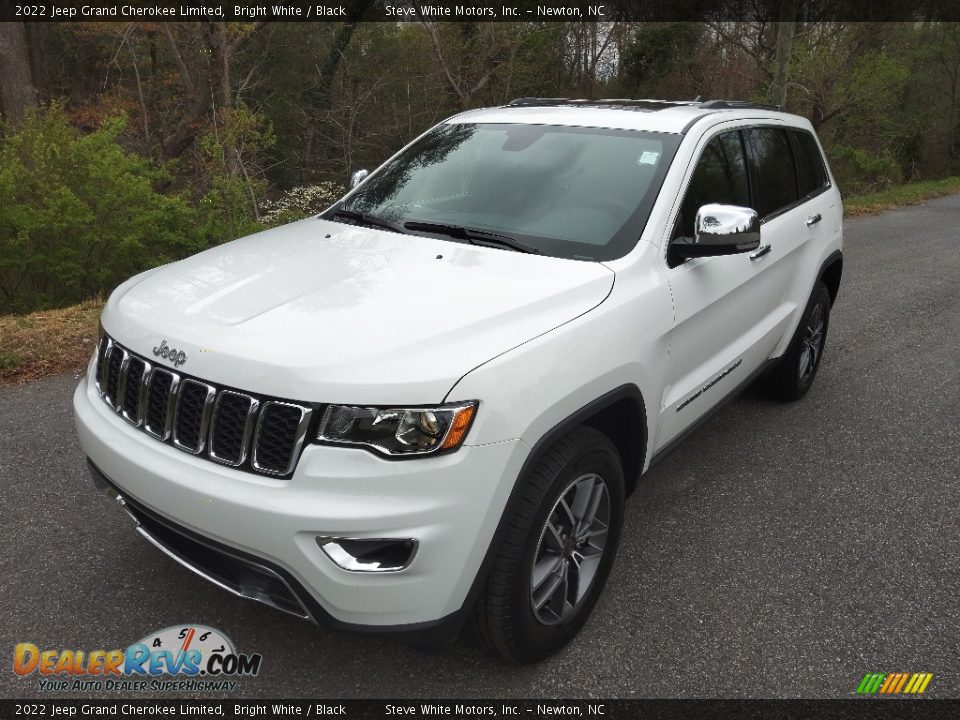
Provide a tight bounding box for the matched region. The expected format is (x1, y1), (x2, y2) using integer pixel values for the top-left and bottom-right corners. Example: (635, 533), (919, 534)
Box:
(74, 375), (527, 630)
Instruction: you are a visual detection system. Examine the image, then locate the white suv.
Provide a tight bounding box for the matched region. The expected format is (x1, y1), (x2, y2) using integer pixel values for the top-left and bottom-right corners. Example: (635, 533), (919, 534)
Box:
(74, 98), (843, 663)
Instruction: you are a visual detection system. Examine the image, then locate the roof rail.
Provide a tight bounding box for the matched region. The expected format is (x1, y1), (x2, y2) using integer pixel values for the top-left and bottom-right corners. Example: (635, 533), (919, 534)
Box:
(504, 97), (784, 112)
(697, 99), (783, 111)
(504, 97), (699, 108)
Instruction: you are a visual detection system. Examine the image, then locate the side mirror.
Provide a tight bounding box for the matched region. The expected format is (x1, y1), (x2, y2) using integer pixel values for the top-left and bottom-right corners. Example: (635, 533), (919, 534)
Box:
(670, 203), (761, 262)
(350, 169), (369, 189)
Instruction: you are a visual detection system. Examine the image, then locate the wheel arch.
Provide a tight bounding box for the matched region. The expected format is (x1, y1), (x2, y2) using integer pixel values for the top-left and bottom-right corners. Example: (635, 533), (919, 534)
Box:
(521, 384), (647, 494)
(818, 249), (843, 306)
(454, 385), (647, 628)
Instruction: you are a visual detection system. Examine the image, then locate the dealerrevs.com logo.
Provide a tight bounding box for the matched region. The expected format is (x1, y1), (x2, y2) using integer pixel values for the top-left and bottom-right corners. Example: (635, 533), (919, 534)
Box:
(13, 625), (261, 692)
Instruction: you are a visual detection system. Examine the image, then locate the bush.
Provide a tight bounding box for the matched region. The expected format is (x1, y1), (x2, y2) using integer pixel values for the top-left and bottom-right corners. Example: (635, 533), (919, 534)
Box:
(195, 104), (275, 240)
(0, 105), (199, 314)
(829, 145), (903, 195)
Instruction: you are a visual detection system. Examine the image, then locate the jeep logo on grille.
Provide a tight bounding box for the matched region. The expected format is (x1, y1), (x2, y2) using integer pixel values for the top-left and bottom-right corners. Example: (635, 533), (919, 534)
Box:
(153, 339), (187, 367)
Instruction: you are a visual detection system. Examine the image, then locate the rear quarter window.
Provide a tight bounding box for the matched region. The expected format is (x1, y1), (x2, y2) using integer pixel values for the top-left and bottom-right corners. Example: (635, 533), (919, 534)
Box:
(790, 129), (830, 198)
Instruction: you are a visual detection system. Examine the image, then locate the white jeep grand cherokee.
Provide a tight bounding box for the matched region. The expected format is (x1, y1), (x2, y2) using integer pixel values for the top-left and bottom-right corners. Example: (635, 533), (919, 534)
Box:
(74, 98), (843, 663)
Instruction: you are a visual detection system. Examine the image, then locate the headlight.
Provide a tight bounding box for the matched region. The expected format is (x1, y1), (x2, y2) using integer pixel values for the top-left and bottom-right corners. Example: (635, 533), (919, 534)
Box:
(316, 402), (478, 457)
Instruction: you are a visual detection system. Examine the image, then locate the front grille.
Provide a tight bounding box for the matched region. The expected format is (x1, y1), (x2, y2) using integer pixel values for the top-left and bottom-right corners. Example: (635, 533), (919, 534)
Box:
(95, 337), (314, 477)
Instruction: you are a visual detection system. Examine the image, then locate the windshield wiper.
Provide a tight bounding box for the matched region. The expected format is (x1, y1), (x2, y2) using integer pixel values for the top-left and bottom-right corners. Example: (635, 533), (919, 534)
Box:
(403, 221), (542, 254)
(327, 208), (406, 234)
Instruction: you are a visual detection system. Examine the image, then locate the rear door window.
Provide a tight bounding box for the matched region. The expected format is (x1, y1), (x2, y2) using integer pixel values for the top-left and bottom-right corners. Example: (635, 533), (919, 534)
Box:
(745, 127), (799, 219)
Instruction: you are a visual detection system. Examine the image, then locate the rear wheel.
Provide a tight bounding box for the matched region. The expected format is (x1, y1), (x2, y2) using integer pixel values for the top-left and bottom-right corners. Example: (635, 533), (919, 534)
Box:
(472, 426), (624, 663)
(764, 281), (832, 401)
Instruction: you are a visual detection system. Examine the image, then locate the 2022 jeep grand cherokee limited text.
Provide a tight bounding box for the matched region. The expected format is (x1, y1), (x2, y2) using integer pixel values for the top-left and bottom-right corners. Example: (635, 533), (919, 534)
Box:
(74, 98), (843, 663)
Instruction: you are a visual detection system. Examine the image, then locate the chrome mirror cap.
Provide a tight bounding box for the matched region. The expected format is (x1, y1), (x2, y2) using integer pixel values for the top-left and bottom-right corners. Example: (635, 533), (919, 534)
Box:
(694, 203), (761, 249)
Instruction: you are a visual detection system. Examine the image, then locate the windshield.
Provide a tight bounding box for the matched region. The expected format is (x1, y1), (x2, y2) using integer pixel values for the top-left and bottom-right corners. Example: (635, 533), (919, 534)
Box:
(329, 123), (681, 261)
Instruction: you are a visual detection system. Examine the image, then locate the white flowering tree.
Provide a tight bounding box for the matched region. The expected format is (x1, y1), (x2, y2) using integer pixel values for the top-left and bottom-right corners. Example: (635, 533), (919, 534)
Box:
(259, 182), (347, 226)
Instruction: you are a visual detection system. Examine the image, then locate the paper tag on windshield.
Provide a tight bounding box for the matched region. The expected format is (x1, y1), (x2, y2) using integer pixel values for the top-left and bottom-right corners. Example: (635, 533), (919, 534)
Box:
(637, 151), (660, 166)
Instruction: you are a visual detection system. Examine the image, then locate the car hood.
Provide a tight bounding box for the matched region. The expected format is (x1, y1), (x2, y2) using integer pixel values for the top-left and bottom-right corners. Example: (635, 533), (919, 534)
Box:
(101, 218), (615, 404)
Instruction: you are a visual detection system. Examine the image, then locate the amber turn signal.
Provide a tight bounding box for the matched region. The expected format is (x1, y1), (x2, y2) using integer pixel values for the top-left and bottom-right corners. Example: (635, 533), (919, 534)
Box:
(441, 404), (477, 450)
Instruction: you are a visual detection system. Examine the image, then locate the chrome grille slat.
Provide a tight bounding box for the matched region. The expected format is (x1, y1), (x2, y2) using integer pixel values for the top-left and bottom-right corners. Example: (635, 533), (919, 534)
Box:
(95, 337), (311, 478)
(115, 352), (132, 413)
(95, 336), (113, 397)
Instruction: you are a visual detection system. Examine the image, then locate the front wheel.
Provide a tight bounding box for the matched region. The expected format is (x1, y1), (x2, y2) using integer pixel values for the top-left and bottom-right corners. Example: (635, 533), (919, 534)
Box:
(472, 426), (624, 663)
(763, 281), (832, 401)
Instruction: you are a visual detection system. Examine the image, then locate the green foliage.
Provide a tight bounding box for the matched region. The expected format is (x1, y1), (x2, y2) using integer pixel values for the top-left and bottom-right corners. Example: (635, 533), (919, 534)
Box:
(0, 351), (22, 370)
(830, 145), (902, 195)
(6, 21), (960, 319)
(193, 174), (263, 246)
(196, 104), (274, 237)
(844, 175), (960, 214)
(0, 104), (199, 314)
(621, 24), (700, 92)
(788, 28), (913, 188)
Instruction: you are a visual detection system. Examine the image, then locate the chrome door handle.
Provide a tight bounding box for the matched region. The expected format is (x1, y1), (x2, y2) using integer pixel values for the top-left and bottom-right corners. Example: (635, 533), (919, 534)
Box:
(806, 213), (822, 227)
(749, 244), (771, 260)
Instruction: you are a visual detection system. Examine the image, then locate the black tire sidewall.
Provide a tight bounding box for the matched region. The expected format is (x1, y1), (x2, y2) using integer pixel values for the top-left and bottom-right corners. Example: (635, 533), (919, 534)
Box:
(792, 283), (832, 394)
(508, 434), (625, 661)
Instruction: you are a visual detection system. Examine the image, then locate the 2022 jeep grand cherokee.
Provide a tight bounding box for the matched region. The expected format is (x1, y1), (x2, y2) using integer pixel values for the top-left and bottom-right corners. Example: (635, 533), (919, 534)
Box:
(74, 98), (843, 663)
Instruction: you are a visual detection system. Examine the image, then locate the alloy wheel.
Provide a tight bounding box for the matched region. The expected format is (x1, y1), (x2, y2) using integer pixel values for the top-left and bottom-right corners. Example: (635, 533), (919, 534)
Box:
(529, 473), (610, 626)
(798, 301), (826, 384)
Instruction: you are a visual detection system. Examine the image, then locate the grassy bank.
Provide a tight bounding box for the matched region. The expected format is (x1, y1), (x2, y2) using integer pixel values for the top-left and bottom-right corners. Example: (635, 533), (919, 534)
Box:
(843, 176), (960, 215)
(2, 177), (960, 387)
(0, 299), (102, 386)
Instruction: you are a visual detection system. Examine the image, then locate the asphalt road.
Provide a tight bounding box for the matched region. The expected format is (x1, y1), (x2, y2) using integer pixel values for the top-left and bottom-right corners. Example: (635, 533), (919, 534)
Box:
(2, 197), (959, 700)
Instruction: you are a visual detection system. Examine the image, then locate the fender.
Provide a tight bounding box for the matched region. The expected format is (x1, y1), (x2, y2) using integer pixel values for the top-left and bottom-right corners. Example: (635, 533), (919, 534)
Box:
(447, 384), (648, 630)
(771, 247), (844, 361)
(817, 249), (844, 306)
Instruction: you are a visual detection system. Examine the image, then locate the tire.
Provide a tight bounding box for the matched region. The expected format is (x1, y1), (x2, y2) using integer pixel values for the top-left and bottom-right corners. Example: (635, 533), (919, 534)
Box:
(763, 281), (832, 401)
(472, 426), (625, 663)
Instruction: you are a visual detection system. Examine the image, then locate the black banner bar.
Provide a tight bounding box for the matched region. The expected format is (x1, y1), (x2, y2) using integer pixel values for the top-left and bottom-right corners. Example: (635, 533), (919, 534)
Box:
(2, 0), (960, 23)
(3, 699), (960, 719)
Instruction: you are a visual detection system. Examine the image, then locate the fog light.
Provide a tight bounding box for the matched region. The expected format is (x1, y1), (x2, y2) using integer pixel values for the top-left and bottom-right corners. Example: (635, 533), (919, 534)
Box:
(318, 537), (417, 572)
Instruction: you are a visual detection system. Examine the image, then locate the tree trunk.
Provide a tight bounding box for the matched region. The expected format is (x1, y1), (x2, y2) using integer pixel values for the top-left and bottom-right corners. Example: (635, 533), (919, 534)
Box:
(0, 21), (38, 125)
(209, 22), (238, 176)
(312, 1), (375, 106)
(773, 0), (798, 109)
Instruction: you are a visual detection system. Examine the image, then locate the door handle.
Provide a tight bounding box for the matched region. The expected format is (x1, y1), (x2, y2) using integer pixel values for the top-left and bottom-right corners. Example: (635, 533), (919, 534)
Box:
(806, 213), (822, 227)
(749, 244), (771, 260)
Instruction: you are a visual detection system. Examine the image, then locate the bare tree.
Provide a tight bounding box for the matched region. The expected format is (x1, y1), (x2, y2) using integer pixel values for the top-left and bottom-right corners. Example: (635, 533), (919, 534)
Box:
(773, 0), (798, 108)
(415, 18), (523, 108)
(160, 22), (265, 163)
(0, 21), (38, 125)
